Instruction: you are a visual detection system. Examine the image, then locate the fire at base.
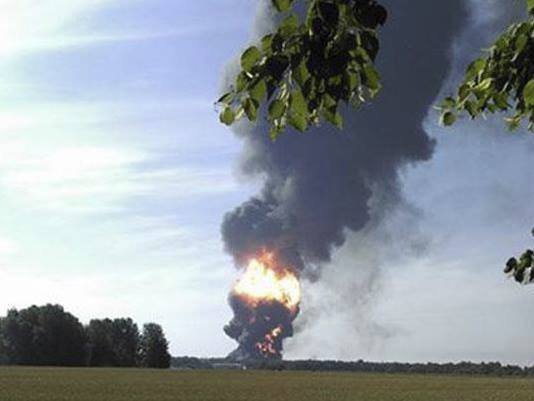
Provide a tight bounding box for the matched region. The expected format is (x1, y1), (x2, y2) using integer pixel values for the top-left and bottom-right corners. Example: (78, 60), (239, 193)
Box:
(224, 251), (301, 361)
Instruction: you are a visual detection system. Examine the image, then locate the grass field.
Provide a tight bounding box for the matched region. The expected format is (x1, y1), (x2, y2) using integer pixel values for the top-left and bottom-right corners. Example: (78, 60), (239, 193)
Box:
(1, 367), (534, 401)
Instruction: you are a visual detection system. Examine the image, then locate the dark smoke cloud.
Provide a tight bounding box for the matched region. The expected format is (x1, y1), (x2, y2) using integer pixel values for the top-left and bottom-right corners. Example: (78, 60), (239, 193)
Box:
(221, 0), (468, 360)
(222, 0), (467, 274)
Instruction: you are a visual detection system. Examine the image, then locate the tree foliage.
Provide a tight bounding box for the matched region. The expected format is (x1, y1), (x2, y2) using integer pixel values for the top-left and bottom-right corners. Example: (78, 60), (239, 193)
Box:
(219, 1), (533, 138)
(217, 0), (387, 139)
(86, 318), (140, 367)
(173, 356), (534, 377)
(219, 1), (533, 136)
(439, 4), (534, 131)
(503, 229), (534, 283)
(138, 323), (171, 369)
(0, 305), (86, 366)
(0, 304), (171, 368)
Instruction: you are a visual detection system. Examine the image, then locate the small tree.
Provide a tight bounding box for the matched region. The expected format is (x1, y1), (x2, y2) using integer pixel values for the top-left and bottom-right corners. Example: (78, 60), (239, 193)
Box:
(138, 323), (171, 369)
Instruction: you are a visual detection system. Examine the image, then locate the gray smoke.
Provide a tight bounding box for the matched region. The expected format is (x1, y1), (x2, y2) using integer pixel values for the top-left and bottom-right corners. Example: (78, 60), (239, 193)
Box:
(223, 0), (467, 273)
(222, 0), (468, 359)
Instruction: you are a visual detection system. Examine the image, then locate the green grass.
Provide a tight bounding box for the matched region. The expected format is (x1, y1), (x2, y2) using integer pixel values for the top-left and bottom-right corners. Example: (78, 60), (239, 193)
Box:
(1, 367), (534, 401)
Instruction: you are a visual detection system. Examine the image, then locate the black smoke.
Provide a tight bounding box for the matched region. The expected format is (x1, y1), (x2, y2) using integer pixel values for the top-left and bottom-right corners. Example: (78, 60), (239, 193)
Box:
(222, 0), (467, 360)
(224, 297), (296, 361)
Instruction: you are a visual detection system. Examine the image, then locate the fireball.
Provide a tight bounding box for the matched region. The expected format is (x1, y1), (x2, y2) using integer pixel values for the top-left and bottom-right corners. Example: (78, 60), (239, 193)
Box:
(233, 251), (301, 312)
(256, 325), (283, 357)
(226, 250), (301, 360)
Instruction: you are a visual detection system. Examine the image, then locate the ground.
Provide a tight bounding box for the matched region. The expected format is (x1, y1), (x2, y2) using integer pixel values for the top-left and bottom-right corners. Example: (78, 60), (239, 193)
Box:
(1, 367), (534, 401)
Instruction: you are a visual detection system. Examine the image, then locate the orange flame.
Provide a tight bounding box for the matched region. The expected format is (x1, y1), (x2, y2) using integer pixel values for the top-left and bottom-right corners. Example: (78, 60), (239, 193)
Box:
(233, 251), (301, 312)
(256, 325), (283, 357)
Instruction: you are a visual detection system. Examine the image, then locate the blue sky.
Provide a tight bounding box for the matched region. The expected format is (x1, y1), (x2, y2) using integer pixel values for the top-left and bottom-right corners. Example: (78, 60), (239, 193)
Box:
(0, 0), (258, 357)
(1, 0), (534, 364)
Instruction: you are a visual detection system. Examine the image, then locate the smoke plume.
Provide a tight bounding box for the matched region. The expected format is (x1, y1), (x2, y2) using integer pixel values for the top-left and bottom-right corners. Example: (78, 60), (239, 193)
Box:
(222, 0), (468, 360)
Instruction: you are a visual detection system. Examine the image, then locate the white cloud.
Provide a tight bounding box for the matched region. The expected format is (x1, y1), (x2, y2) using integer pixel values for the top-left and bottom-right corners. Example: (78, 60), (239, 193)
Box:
(0, 238), (18, 257)
(0, 0), (118, 57)
(0, 97), (237, 214)
(0, 0), (248, 57)
(0, 141), (236, 213)
(16, 27), (226, 54)
(0, 0), (250, 359)
(0, 141), (141, 211)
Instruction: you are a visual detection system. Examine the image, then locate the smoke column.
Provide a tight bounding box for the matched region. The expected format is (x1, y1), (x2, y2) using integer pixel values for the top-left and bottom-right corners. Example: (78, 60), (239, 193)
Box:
(222, 0), (467, 360)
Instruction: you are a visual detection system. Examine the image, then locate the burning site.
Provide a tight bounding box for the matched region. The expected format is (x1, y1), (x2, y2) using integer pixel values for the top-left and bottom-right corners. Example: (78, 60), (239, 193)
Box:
(221, 0), (469, 361)
(224, 250), (301, 360)
(1, 0), (534, 399)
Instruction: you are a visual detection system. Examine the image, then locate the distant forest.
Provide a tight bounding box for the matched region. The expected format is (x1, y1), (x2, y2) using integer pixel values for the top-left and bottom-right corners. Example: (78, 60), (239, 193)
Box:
(0, 304), (170, 369)
(172, 357), (534, 378)
(2, 303), (531, 377)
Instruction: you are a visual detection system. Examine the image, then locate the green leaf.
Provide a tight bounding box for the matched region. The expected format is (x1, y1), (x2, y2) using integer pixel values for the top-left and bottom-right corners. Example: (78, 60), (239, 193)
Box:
(268, 99), (286, 120)
(440, 96), (455, 109)
(505, 115), (521, 130)
(514, 267), (525, 283)
(465, 59), (486, 80)
(279, 14), (299, 36)
(241, 46), (261, 72)
(236, 71), (249, 92)
(269, 126), (281, 140)
(216, 92), (233, 105)
(515, 34), (528, 52)
(345, 70), (359, 92)
(475, 78), (493, 92)
(528, 0), (534, 14)
(493, 92), (509, 110)
(249, 79), (267, 103)
(272, 0), (293, 12)
(292, 62), (310, 86)
(220, 107), (235, 125)
(504, 258), (518, 274)
(441, 111), (456, 126)
(323, 109), (343, 128)
(464, 101), (477, 118)
(458, 84), (471, 102)
(289, 113), (308, 132)
(243, 98), (259, 121)
(523, 79), (534, 106)
(234, 106), (245, 121)
(362, 63), (380, 91)
(290, 89), (308, 117)
(323, 93), (337, 109)
(261, 34), (273, 53)
(353, 47), (370, 62)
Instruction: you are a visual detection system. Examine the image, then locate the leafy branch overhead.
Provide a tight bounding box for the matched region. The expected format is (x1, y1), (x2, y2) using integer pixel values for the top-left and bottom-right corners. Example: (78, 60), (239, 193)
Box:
(439, 3), (534, 131)
(504, 229), (534, 284)
(217, 0), (387, 139)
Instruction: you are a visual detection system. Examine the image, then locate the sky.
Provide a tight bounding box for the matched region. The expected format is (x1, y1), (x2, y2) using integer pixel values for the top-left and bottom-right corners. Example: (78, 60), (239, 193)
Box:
(1, 0), (533, 365)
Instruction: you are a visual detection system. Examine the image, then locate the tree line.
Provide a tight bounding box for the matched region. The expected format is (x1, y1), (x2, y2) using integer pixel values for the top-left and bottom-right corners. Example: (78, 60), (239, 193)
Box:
(0, 304), (170, 369)
(248, 359), (534, 377)
(172, 356), (534, 377)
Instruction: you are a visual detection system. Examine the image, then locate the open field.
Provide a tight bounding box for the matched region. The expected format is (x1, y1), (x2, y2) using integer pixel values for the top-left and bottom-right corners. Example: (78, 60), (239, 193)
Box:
(2, 367), (534, 401)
